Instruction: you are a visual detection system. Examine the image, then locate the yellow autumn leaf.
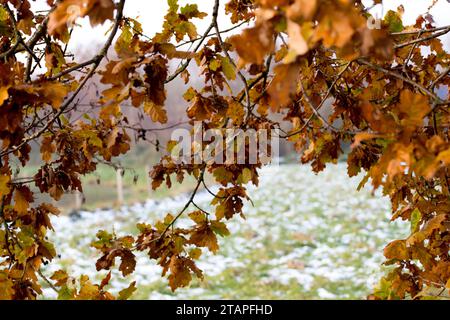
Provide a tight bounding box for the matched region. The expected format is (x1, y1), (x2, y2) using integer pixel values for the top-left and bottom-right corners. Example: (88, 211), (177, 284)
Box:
(0, 86), (9, 105)
(220, 56), (236, 81)
(144, 100), (168, 124)
(210, 220), (230, 237)
(0, 174), (11, 197)
(188, 211), (207, 224)
(14, 188), (30, 215)
(226, 99), (245, 125)
(397, 90), (431, 128)
(238, 168), (253, 185)
(189, 248), (202, 260)
(213, 167), (233, 185)
(437, 149), (450, 165)
(0, 274), (14, 300)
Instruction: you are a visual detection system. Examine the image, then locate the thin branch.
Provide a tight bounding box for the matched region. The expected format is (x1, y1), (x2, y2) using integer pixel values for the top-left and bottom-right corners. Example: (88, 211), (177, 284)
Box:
(402, 30), (422, 77)
(192, 201), (210, 216)
(395, 26), (450, 49)
(202, 178), (226, 199)
(299, 81), (338, 132)
(47, 58), (102, 81)
(357, 58), (448, 107)
(37, 268), (59, 294)
(160, 168), (205, 238)
(430, 66), (450, 89)
(165, 25), (214, 83)
(391, 25), (450, 36)
(281, 61), (353, 139)
(175, 19), (250, 48)
(120, 121), (189, 133)
(212, 0), (251, 111)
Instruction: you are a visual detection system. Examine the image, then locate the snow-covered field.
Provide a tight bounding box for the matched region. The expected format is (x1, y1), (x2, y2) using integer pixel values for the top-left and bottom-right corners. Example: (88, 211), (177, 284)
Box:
(41, 163), (408, 300)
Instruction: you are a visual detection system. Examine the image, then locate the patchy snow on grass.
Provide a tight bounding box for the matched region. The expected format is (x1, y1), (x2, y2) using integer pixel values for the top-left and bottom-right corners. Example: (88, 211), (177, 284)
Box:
(42, 163), (408, 300)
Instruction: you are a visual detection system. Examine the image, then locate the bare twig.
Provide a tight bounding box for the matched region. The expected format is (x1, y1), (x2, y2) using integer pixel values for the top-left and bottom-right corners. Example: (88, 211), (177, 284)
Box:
(281, 61), (353, 139)
(430, 66), (450, 89)
(175, 19), (250, 48)
(391, 25), (450, 36)
(37, 268), (59, 294)
(165, 25), (214, 83)
(395, 26), (450, 49)
(357, 58), (448, 107)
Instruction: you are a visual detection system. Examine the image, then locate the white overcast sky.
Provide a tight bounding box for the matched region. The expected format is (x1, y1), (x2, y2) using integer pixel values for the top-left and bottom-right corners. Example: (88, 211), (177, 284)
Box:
(32, 0), (450, 54)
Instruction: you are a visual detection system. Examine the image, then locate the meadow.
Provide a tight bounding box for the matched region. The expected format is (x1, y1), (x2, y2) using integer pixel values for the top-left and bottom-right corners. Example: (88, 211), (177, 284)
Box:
(40, 163), (408, 300)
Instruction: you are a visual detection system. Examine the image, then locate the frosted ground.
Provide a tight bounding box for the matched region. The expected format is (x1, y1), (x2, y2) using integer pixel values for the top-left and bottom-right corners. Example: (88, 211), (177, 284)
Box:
(41, 163), (408, 300)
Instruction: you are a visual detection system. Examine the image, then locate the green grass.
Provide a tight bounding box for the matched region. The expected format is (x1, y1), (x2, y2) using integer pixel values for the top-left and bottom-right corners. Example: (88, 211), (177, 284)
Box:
(40, 164), (408, 300)
(18, 164), (211, 213)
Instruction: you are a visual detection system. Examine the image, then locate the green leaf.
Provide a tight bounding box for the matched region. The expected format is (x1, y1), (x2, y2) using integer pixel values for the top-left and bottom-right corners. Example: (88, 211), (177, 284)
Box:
(209, 59), (221, 72)
(410, 209), (422, 233)
(174, 21), (198, 40)
(57, 285), (75, 300)
(180, 4), (207, 19)
(274, 16), (287, 33)
(213, 167), (233, 185)
(168, 0), (179, 12)
(41, 240), (57, 259)
(238, 168), (252, 185)
(164, 213), (175, 225)
(189, 248), (202, 259)
(0, 7), (8, 22)
(128, 18), (143, 34)
(373, 277), (394, 300)
(0, 7), (13, 37)
(114, 24), (133, 55)
(118, 281), (137, 300)
(210, 221), (230, 237)
(384, 10), (404, 33)
(220, 56), (236, 81)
